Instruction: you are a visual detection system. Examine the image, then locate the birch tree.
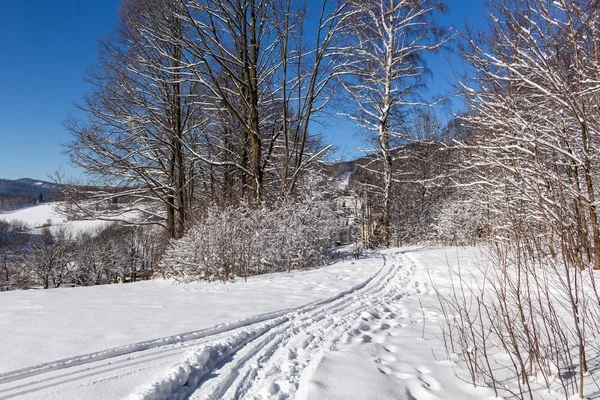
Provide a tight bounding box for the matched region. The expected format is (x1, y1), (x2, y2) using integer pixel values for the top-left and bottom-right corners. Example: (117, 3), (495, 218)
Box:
(338, 0), (448, 247)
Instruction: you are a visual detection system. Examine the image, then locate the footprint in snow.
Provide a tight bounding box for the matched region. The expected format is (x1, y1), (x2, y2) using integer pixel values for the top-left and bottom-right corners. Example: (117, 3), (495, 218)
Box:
(377, 323), (391, 331)
(417, 365), (432, 374)
(383, 344), (398, 353)
(265, 365), (281, 377)
(268, 382), (281, 395)
(394, 372), (414, 380)
(378, 365), (393, 375)
(377, 352), (397, 363)
(288, 348), (297, 360)
(419, 374), (442, 391)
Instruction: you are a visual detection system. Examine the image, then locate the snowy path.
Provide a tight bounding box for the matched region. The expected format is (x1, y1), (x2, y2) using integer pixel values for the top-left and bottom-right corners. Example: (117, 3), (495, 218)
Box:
(130, 251), (415, 400)
(0, 254), (385, 400)
(0, 309), (299, 399)
(0, 247), (496, 399)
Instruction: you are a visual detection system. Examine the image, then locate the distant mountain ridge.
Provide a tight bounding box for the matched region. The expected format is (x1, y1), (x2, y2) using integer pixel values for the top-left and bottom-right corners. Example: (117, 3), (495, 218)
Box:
(0, 178), (62, 197)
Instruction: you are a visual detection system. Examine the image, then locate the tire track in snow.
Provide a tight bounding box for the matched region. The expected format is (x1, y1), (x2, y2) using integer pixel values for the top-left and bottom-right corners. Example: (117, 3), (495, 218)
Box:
(0, 309), (289, 387)
(0, 326), (273, 400)
(219, 252), (411, 400)
(0, 256), (386, 399)
(0, 352), (178, 400)
(129, 251), (414, 400)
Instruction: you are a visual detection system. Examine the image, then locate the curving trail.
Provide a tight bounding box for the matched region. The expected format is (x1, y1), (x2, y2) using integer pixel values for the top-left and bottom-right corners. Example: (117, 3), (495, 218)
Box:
(128, 251), (417, 400)
(0, 250), (435, 400)
(0, 309), (297, 400)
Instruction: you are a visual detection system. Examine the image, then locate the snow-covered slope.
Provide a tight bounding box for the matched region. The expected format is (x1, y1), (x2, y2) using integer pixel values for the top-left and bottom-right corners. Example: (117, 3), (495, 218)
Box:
(0, 254), (381, 399)
(127, 248), (496, 400)
(0, 203), (129, 234)
(0, 247), (502, 400)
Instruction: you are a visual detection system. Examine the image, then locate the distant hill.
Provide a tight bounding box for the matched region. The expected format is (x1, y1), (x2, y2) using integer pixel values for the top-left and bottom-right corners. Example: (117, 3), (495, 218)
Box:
(0, 178), (62, 197)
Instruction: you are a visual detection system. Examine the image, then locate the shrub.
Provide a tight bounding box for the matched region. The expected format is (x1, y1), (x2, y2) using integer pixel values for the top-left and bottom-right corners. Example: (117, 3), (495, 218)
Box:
(160, 201), (339, 281)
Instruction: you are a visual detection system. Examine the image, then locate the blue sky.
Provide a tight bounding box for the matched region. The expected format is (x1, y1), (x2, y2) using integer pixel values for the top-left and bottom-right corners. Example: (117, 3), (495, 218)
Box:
(0, 0), (120, 181)
(0, 0), (485, 181)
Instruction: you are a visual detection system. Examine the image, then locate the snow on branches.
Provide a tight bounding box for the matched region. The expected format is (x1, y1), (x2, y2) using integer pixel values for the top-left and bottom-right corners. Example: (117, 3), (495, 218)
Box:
(160, 201), (339, 282)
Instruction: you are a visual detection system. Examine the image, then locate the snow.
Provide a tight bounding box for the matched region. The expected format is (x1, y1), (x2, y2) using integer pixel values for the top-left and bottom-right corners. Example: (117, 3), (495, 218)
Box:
(0, 254), (381, 399)
(0, 203), (138, 234)
(299, 248), (497, 400)
(0, 203), (109, 233)
(0, 246), (544, 399)
(337, 171), (352, 191)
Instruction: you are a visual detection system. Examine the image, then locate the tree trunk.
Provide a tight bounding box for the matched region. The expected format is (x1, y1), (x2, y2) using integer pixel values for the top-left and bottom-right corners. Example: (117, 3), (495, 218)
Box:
(379, 4), (395, 249)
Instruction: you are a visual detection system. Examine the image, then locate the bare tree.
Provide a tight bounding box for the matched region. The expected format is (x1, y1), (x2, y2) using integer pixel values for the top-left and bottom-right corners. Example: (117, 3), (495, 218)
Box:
(445, 0), (600, 397)
(174, 0), (349, 203)
(65, 0), (351, 239)
(459, 0), (600, 267)
(0, 221), (30, 291)
(65, 0), (199, 238)
(25, 227), (74, 289)
(338, 0), (448, 247)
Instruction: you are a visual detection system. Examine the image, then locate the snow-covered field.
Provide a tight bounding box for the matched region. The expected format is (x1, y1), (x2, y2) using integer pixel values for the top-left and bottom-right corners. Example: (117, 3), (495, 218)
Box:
(0, 246), (503, 400)
(0, 203), (110, 234)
